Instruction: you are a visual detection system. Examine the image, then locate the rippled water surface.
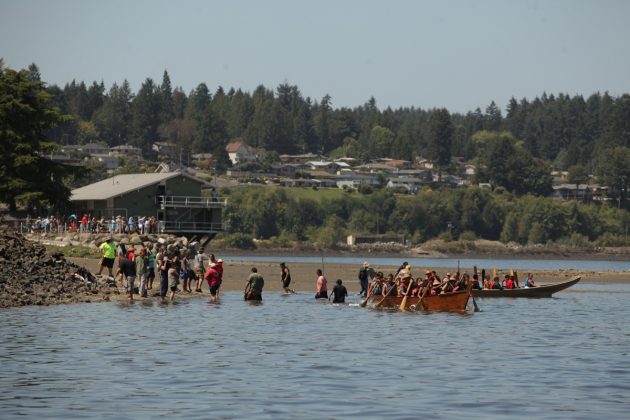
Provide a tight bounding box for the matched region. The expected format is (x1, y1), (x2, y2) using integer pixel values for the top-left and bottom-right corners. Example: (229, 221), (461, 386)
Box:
(1, 284), (630, 419)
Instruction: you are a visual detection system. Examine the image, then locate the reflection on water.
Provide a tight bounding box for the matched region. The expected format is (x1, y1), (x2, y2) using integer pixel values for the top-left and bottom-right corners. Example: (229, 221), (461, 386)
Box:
(1, 286), (630, 419)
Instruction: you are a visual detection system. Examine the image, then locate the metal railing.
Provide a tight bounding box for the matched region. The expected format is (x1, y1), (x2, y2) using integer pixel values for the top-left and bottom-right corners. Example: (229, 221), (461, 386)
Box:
(159, 195), (227, 208)
(158, 220), (224, 233)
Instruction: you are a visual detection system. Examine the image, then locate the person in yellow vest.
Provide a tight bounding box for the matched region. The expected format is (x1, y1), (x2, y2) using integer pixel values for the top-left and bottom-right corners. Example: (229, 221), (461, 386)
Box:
(97, 237), (116, 277)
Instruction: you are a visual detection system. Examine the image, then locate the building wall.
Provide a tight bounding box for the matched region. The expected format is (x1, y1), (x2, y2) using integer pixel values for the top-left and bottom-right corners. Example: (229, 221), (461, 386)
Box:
(113, 183), (161, 216)
(164, 175), (204, 196)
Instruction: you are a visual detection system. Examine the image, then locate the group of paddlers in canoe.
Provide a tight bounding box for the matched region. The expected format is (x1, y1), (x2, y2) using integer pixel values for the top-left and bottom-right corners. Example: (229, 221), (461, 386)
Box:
(364, 261), (537, 298)
(358, 261), (475, 311)
(360, 261), (581, 310)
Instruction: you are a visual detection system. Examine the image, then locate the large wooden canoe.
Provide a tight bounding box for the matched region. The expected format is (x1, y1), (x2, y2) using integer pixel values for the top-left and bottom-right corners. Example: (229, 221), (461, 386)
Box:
(472, 276), (581, 298)
(364, 282), (473, 313)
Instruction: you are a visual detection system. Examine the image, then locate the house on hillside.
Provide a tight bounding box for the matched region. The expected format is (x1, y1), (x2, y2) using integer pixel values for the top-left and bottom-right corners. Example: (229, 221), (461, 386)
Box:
(356, 163), (398, 174)
(552, 184), (593, 202)
(70, 172), (225, 236)
(335, 173), (381, 189)
(225, 140), (258, 165)
(90, 154), (121, 171)
(271, 163), (298, 178)
(111, 144), (142, 156)
(279, 152), (320, 163)
(378, 158), (412, 169)
(386, 177), (425, 193)
(152, 142), (179, 159)
(61, 143), (111, 156)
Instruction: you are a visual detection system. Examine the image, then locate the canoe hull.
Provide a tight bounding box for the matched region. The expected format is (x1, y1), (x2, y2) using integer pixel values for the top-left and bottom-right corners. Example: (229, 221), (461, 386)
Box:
(472, 276), (581, 298)
(365, 283), (472, 312)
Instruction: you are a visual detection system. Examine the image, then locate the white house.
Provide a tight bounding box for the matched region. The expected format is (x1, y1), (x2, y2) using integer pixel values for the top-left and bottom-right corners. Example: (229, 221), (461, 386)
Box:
(225, 140), (257, 165)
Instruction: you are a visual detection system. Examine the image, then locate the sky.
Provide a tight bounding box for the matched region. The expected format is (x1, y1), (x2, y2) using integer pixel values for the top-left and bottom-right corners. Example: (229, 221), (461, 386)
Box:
(1, 0), (629, 113)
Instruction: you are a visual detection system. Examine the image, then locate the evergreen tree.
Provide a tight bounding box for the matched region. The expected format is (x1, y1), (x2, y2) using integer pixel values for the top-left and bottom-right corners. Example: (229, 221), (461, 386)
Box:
(171, 87), (187, 119)
(226, 88), (254, 139)
(484, 100), (502, 131)
(313, 94), (333, 154)
(426, 108), (453, 181)
(0, 64), (81, 211)
(93, 80), (133, 146)
(130, 78), (162, 154)
(86, 81), (105, 121)
(159, 70), (174, 124)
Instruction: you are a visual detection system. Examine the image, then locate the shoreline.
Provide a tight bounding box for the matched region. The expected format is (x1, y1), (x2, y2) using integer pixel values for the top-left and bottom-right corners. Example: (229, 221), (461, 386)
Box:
(68, 257), (630, 295)
(209, 246), (630, 262)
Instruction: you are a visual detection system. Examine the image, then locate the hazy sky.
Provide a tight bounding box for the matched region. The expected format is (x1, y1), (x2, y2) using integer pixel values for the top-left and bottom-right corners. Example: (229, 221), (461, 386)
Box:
(1, 0), (629, 113)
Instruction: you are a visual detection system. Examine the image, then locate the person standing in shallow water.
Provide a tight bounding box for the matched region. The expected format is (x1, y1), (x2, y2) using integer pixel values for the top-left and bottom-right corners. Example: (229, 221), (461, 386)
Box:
(329, 279), (348, 303)
(315, 269), (328, 299)
(193, 249), (205, 292)
(136, 247), (148, 298)
(359, 261), (370, 297)
(119, 256), (136, 302)
(280, 262), (293, 294)
(244, 267), (264, 301)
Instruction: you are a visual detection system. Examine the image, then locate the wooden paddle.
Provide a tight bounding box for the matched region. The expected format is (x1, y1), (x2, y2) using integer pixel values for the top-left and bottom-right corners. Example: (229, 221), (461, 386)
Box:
(359, 285), (372, 307)
(411, 281), (431, 311)
(471, 292), (480, 312)
(373, 282), (398, 308)
(243, 281), (251, 300)
(471, 265), (480, 312)
(399, 278), (413, 311)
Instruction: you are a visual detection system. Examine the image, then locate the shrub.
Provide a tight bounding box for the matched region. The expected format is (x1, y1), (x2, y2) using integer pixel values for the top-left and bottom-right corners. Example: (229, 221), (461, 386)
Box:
(221, 233), (256, 249)
(459, 230), (477, 241)
(596, 233), (628, 247)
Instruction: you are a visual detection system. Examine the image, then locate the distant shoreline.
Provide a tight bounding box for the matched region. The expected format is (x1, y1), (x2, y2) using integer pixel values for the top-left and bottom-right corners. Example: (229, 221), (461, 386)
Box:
(211, 246), (630, 262)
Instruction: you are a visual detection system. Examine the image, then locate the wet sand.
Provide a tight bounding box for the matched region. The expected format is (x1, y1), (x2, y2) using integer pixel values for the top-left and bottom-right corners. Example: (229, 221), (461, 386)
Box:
(69, 257), (630, 297)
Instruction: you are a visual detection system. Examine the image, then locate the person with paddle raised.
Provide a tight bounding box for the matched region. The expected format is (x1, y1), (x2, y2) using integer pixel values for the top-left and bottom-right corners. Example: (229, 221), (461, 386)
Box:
(244, 267), (264, 301)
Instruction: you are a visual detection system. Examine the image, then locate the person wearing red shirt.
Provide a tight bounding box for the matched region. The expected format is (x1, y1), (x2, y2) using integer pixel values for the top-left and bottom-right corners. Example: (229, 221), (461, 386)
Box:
(205, 263), (220, 303)
(214, 259), (224, 298)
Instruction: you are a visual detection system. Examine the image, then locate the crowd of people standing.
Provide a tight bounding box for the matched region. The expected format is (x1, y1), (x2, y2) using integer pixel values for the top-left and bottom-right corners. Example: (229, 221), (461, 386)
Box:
(23, 214), (161, 235)
(97, 237), (224, 302)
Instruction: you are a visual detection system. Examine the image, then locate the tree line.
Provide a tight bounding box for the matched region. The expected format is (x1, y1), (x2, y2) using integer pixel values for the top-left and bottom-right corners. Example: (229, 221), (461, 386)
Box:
(222, 186), (630, 248)
(3, 60), (630, 214)
(41, 65), (630, 172)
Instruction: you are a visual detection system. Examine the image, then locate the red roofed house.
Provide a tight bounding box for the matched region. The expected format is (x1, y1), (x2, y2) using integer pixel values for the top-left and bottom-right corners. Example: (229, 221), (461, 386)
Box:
(225, 139), (258, 165)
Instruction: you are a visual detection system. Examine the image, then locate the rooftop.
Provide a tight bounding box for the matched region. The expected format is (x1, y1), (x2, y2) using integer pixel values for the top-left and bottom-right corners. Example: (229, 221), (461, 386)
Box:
(70, 172), (186, 201)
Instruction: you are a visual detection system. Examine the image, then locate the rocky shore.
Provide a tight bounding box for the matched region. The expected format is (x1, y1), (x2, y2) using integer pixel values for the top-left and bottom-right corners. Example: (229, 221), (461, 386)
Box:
(0, 227), (122, 308)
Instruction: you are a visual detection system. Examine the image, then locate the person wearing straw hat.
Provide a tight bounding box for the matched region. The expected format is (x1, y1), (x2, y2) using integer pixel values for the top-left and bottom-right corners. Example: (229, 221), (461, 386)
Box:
(358, 261), (371, 297)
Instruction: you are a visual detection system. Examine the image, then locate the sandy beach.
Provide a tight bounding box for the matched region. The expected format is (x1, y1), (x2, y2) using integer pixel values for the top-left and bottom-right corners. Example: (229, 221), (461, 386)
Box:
(69, 257), (630, 298)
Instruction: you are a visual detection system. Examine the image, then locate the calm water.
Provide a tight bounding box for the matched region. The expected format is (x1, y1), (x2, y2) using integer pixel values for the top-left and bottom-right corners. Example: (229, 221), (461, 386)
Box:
(1, 284), (630, 419)
(223, 255), (630, 272)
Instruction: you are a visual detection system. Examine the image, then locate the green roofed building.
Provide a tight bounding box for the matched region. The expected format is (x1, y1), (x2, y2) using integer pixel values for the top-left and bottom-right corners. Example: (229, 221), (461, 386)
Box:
(70, 172), (224, 236)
